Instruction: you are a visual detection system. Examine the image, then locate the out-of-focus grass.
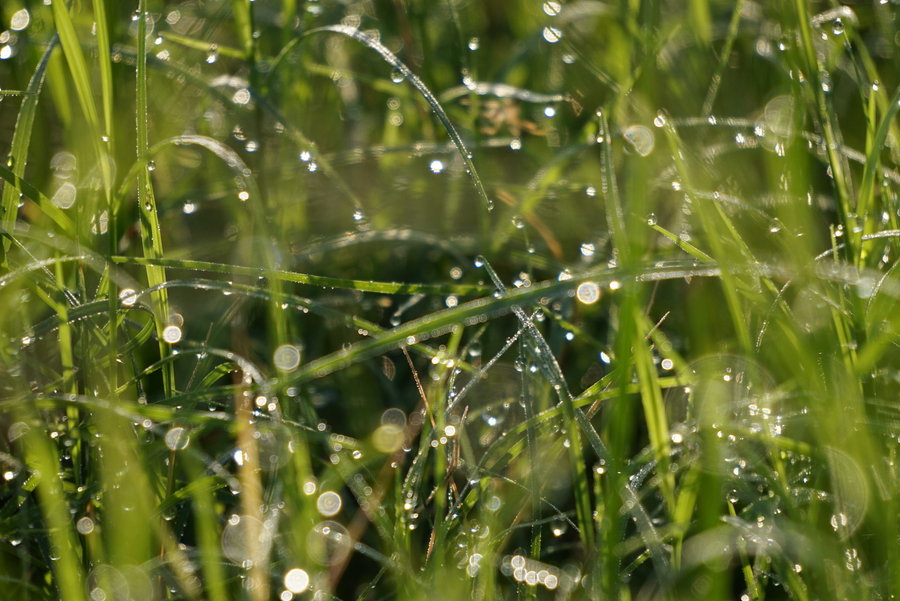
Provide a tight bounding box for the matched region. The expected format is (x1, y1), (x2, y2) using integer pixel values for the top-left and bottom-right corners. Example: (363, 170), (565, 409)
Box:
(0, 1), (898, 600)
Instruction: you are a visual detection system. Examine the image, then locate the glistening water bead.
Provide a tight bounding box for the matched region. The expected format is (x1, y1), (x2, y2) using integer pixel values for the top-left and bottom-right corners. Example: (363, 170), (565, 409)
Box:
(576, 281), (600, 304)
(273, 344), (301, 371)
(164, 427), (190, 451)
(162, 325), (182, 344)
(283, 569), (310, 594)
(316, 491), (342, 517)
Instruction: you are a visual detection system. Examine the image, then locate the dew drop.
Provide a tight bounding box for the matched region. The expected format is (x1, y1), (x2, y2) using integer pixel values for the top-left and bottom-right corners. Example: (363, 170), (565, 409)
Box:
(232, 88), (251, 105)
(307, 521), (352, 566)
(623, 125), (655, 156)
(832, 18), (844, 35)
(550, 519), (568, 536)
(76, 516), (95, 535)
(162, 325), (182, 344)
(51, 182), (77, 209)
(164, 426), (190, 451)
(542, 26), (562, 43)
(273, 344), (301, 372)
(10, 8), (30, 31)
(542, 1), (562, 16)
(118, 288), (138, 306)
(316, 491), (342, 517)
(576, 281), (600, 304)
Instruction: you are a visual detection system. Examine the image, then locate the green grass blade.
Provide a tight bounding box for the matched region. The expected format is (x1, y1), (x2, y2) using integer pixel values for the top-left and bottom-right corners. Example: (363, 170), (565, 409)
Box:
(0, 37), (58, 261)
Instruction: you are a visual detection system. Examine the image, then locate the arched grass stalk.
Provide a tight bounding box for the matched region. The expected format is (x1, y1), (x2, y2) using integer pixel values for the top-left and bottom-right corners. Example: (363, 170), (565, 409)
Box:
(306, 25), (493, 213)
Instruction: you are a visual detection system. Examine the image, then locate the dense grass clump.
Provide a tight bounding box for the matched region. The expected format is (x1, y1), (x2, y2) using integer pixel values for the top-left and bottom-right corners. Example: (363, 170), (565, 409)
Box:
(0, 1), (898, 600)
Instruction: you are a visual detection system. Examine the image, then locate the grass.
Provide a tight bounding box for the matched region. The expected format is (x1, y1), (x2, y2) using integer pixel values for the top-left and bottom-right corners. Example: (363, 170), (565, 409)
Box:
(0, 0), (898, 600)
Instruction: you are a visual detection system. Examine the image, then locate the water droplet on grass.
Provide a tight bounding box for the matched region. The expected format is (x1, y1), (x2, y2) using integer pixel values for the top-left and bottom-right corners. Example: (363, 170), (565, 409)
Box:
(316, 491), (342, 517)
(162, 325), (182, 344)
(283, 568), (309, 594)
(10, 8), (30, 31)
(511, 215), (525, 229)
(274, 344), (301, 372)
(551, 519), (568, 536)
(88, 565), (129, 601)
(76, 516), (95, 535)
(542, 26), (562, 43)
(307, 521), (352, 565)
(164, 427), (190, 451)
(222, 515), (269, 565)
(623, 125), (655, 156)
(119, 288), (138, 306)
(763, 95), (795, 137)
(542, 1), (562, 16)
(51, 182), (77, 209)
(576, 282), (600, 304)
(232, 88), (252, 105)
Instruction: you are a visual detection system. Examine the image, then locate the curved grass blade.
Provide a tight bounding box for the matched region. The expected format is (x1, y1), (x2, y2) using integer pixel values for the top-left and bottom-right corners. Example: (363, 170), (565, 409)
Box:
(111, 256), (489, 296)
(306, 25), (493, 212)
(1, 36), (58, 262)
(856, 84), (900, 254)
(0, 165), (75, 236)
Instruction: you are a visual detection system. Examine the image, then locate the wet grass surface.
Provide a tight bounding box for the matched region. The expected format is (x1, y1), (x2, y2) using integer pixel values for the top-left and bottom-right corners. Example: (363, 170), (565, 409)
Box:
(0, 1), (898, 600)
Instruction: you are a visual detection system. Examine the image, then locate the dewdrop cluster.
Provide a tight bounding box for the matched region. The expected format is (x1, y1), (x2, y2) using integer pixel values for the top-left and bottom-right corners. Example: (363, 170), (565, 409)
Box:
(500, 554), (560, 590)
